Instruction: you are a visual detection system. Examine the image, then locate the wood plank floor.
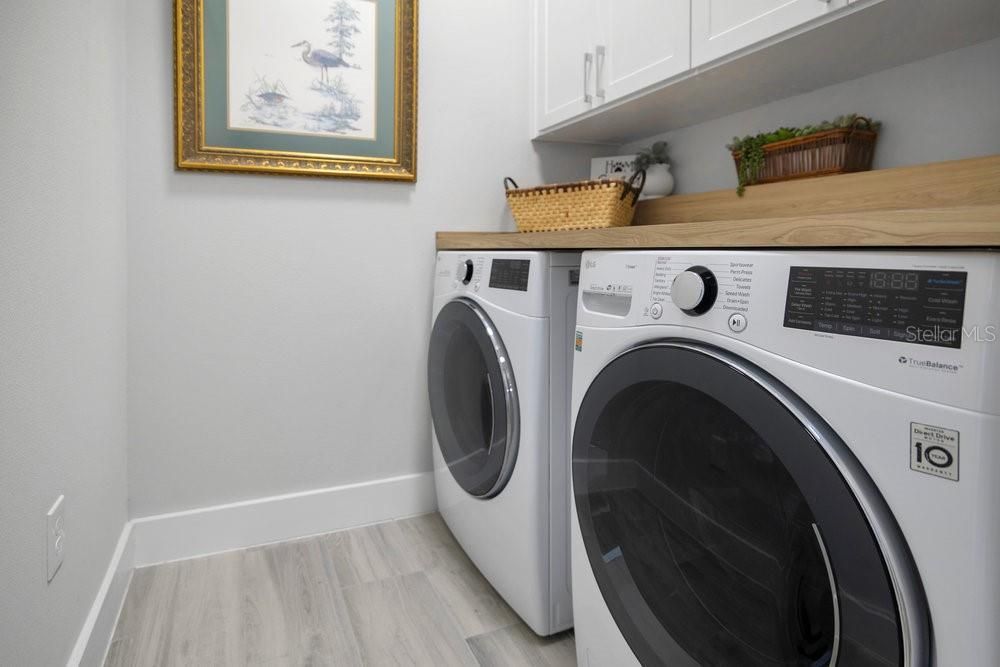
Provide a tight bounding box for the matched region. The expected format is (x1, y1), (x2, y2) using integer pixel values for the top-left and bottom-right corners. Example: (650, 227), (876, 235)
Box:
(105, 513), (575, 666)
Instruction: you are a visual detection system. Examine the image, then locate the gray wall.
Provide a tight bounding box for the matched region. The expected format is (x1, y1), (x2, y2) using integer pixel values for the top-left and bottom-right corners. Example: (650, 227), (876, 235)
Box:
(624, 37), (1000, 195)
(125, 1), (601, 516)
(0, 0), (128, 664)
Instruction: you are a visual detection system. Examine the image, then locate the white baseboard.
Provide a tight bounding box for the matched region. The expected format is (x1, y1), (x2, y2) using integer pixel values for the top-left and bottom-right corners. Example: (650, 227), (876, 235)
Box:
(66, 471), (436, 665)
(68, 522), (134, 667)
(131, 471), (437, 567)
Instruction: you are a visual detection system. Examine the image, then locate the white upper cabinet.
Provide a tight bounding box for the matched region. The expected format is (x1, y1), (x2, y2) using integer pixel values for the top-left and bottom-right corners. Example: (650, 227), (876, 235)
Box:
(533, 0), (996, 143)
(535, 0), (689, 132)
(598, 0), (691, 102)
(691, 0), (847, 67)
(535, 0), (599, 131)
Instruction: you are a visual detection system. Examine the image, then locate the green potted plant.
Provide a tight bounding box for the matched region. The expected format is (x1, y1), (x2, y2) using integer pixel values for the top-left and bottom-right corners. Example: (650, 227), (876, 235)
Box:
(634, 141), (674, 199)
(726, 114), (880, 196)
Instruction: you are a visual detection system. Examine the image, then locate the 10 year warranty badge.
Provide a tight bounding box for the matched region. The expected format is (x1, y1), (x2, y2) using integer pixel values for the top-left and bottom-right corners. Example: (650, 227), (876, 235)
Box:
(910, 423), (960, 481)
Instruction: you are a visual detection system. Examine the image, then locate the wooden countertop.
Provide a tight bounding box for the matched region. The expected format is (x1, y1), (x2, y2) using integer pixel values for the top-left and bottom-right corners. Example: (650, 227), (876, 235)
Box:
(437, 156), (1000, 250)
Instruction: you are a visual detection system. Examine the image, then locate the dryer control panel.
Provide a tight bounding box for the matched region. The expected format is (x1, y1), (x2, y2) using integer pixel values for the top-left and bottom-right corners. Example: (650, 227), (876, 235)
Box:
(435, 251), (575, 319)
(489, 258), (531, 292)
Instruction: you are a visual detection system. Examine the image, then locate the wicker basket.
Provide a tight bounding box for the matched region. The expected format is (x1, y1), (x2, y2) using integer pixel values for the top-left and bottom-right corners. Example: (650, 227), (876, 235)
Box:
(504, 171), (645, 233)
(732, 116), (878, 186)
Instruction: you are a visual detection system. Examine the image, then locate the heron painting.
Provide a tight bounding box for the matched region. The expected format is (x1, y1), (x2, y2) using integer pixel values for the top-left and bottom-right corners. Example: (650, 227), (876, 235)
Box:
(176, 0), (417, 180)
(290, 41), (356, 84)
(225, 0), (376, 138)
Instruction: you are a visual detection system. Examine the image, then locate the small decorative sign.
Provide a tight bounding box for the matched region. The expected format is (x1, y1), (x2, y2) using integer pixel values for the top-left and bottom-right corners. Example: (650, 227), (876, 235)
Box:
(590, 155), (638, 182)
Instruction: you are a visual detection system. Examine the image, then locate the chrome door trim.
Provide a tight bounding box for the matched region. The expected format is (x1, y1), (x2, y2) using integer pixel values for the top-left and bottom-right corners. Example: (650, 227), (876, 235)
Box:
(606, 339), (932, 667)
(454, 298), (520, 499)
(812, 523), (841, 666)
(484, 371), (496, 454)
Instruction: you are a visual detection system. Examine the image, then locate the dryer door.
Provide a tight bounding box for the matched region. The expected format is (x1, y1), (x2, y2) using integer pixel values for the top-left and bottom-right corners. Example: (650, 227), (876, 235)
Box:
(428, 298), (519, 498)
(573, 340), (929, 667)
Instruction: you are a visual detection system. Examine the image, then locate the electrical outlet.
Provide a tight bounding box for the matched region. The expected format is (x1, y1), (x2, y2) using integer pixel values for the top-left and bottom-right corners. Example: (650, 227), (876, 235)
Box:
(46, 495), (65, 582)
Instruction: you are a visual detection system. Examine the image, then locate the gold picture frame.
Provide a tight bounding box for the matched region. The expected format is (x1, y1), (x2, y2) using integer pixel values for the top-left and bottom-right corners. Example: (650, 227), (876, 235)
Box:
(175, 0), (417, 180)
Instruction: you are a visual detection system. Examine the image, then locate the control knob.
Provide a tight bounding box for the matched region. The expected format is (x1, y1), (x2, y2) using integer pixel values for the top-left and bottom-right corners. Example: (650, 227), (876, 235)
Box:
(460, 259), (474, 285)
(670, 266), (718, 315)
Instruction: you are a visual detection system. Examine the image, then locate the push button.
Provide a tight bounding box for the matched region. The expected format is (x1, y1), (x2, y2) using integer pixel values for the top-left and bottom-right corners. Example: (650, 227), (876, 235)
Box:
(728, 312), (748, 333)
(650, 303), (663, 319)
(840, 323), (862, 336)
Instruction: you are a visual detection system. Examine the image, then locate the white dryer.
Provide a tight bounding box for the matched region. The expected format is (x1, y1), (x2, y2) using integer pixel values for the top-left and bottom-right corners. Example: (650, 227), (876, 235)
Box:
(570, 250), (1000, 666)
(428, 250), (579, 636)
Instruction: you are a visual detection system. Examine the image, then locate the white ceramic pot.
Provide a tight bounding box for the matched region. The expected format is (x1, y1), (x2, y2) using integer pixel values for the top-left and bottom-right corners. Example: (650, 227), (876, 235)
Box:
(640, 163), (675, 199)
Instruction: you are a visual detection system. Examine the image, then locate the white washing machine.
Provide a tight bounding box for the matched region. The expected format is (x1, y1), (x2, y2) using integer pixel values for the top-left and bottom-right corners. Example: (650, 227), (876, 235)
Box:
(570, 249), (1000, 666)
(428, 250), (578, 636)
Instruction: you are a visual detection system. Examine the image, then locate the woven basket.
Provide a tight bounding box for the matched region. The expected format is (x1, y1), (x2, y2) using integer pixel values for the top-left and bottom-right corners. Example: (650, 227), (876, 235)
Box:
(733, 116), (878, 186)
(504, 171), (645, 233)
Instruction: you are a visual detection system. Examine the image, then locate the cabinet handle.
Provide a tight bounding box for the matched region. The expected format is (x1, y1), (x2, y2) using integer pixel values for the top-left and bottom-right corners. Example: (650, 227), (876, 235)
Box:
(583, 52), (593, 104)
(595, 45), (606, 99)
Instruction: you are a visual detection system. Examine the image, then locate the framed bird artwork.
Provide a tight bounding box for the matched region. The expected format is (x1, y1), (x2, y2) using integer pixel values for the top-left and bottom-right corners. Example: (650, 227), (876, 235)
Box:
(175, 0), (417, 180)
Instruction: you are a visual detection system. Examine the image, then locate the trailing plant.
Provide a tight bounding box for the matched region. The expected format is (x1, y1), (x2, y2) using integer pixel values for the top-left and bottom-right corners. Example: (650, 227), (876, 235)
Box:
(731, 135), (766, 197)
(635, 141), (670, 171)
(727, 114), (881, 196)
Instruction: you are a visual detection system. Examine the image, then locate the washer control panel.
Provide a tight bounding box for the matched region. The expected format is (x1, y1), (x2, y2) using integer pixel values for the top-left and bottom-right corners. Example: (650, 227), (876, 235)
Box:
(576, 250), (999, 414)
(783, 266), (968, 348)
(581, 253), (754, 325)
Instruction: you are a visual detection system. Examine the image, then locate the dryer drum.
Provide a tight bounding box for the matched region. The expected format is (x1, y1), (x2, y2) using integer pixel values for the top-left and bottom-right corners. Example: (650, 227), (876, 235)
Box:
(429, 298), (520, 499)
(572, 340), (930, 667)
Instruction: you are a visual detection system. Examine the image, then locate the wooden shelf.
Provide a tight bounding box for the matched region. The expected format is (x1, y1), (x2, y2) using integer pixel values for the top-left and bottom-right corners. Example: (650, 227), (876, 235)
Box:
(633, 155), (1000, 227)
(437, 156), (1000, 251)
(437, 206), (1000, 250)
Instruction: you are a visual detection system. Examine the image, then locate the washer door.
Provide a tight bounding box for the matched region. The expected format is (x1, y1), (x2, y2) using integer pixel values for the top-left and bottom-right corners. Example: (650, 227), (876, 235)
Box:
(573, 340), (929, 667)
(428, 299), (519, 499)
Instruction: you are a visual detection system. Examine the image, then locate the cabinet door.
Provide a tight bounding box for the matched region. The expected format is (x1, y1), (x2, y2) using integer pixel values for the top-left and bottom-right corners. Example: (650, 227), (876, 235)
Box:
(535, 0), (598, 131)
(599, 0), (691, 102)
(692, 0), (846, 67)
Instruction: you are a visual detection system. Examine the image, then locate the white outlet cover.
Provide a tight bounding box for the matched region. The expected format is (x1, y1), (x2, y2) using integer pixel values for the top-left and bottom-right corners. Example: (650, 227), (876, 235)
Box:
(46, 495), (65, 582)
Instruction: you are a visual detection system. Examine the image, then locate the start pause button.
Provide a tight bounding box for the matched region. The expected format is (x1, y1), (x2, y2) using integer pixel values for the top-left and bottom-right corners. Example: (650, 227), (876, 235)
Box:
(728, 312), (748, 333)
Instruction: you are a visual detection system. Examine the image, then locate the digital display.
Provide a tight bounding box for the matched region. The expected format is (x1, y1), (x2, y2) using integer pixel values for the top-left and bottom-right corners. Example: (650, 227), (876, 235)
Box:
(783, 266), (967, 348)
(489, 259), (530, 292)
(869, 271), (920, 290)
